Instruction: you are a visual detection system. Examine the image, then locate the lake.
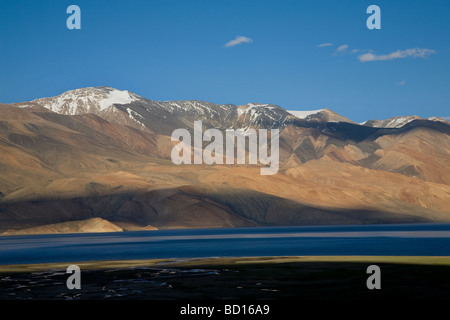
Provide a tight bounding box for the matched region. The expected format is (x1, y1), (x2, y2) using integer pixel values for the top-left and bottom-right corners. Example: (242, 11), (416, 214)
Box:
(1, 223), (450, 265)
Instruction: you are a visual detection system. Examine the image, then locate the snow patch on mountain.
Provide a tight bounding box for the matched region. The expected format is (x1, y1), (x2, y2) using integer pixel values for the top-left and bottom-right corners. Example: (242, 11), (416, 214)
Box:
(98, 89), (139, 111)
(14, 103), (35, 109)
(126, 107), (145, 127)
(288, 110), (323, 119)
(386, 117), (414, 128)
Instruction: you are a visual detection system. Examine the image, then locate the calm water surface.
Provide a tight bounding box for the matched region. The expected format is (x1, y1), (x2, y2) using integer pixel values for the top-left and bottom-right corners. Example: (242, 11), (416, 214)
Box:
(1, 223), (450, 265)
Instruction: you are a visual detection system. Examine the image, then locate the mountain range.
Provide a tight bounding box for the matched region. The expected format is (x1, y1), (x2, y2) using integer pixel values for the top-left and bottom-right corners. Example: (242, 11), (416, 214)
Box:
(1, 87), (449, 235)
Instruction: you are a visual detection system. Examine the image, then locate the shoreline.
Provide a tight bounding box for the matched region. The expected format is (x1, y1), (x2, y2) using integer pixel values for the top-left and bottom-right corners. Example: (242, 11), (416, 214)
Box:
(2, 255), (450, 273)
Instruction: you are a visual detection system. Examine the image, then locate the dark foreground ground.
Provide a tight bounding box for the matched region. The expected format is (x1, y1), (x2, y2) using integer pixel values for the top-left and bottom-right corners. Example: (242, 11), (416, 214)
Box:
(0, 257), (450, 301)
(1, 256), (447, 319)
(0, 256), (449, 301)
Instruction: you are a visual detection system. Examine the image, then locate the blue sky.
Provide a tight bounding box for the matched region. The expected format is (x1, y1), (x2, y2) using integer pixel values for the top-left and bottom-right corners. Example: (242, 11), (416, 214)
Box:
(0, 0), (449, 122)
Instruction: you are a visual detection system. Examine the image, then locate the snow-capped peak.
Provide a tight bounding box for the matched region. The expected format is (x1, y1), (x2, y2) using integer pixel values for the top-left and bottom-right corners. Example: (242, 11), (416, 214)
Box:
(386, 116), (415, 128)
(32, 86), (142, 115)
(362, 115), (421, 128)
(287, 108), (357, 124)
(287, 109), (323, 119)
(362, 115), (449, 128)
(246, 103), (270, 108)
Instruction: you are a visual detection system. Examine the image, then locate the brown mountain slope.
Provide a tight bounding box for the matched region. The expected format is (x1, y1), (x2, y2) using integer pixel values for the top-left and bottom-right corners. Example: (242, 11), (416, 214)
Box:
(0, 104), (176, 200)
(0, 100), (449, 234)
(369, 127), (450, 184)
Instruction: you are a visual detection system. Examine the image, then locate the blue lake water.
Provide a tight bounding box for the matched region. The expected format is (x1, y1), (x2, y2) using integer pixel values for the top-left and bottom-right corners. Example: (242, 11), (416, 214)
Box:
(1, 223), (450, 265)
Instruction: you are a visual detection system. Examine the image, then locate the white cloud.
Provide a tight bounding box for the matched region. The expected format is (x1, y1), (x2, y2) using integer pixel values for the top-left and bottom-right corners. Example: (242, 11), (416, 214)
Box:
(396, 80), (406, 86)
(318, 43), (333, 48)
(224, 36), (253, 48)
(336, 44), (349, 54)
(358, 48), (435, 62)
